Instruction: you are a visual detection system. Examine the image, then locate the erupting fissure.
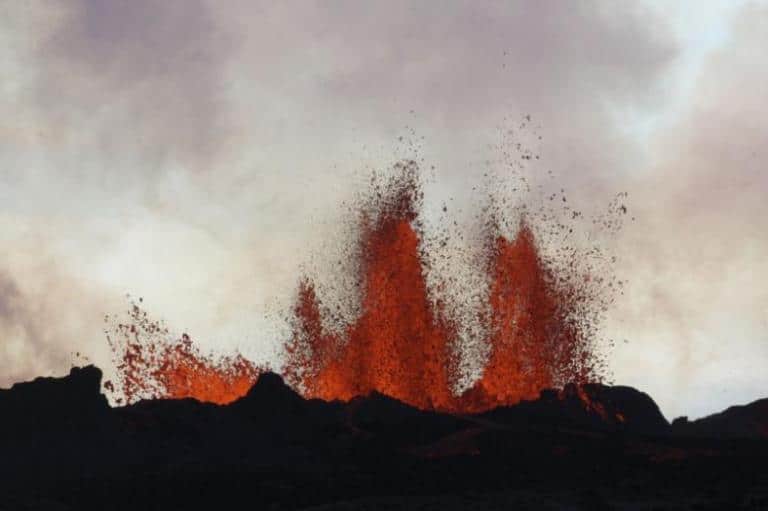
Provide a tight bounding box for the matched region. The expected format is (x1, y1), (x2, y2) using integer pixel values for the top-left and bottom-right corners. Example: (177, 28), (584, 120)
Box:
(108, 159), (609, 412)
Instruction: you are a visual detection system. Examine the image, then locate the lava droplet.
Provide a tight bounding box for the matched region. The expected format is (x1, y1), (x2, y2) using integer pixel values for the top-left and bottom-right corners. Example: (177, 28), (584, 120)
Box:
(108, 158), (614, 411)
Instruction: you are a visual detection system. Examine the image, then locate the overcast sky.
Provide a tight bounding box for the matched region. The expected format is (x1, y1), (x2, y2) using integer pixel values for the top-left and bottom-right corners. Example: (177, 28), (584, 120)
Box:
(1, 1), (766, 419)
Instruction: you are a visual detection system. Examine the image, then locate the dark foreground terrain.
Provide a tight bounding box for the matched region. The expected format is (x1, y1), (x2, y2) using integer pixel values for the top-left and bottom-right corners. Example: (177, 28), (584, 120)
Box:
(2, 366), (768, 510)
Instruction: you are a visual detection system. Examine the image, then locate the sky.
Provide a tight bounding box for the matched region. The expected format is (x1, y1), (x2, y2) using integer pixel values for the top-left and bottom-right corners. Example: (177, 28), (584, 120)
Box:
(1, 0), (766, 420)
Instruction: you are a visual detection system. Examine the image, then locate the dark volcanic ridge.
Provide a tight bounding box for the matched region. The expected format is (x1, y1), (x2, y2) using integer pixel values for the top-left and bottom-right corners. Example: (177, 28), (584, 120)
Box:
(2, 366), (768, 510)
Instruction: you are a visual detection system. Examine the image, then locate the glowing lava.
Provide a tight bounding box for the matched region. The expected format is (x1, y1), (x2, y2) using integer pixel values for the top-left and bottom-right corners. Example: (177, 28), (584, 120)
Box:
(285, 166), (456, 410)
(108, 159), (610, 411)
(455, 226), (597, 412)
(284, 160), (604, 413)
(107, 305), (261, 405)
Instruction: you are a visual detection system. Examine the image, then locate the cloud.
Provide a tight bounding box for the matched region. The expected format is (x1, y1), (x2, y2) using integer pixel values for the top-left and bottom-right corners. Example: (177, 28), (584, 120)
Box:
(33, 0), (232, 173)
(0, 259), (116, 388)
(211, 0), (675, 188)
(0, 270), (59, 384)
(607, 3), (768, 419)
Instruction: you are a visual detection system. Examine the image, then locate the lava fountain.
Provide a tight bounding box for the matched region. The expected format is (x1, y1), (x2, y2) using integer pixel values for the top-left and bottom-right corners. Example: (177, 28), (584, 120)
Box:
(284, 160), (605, 413)
(106, 303), (261, 405)
(284, 161), (457, 410)
(107, 159), (615, 411)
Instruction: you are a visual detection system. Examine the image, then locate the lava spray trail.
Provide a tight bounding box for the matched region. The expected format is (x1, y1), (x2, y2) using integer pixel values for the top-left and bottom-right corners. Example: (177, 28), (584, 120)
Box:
(106, 301), (261, 405)
(107, 150), (624, 411)
(455, 224), (599, 412)
(285, 161), (457, 410)
(283, 159), (614, 413)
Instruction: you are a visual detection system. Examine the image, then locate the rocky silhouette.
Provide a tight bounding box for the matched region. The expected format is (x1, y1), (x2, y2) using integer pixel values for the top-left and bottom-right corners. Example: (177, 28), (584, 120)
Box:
(2, 366), (768, 510)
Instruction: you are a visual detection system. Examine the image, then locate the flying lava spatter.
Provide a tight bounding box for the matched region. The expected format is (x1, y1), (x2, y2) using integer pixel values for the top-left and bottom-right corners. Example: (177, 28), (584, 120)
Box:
(107, 158), (619, 412)
(284, 161), (457, 410)
(106, 305), (261, 405)
(284, 160), (604, 412)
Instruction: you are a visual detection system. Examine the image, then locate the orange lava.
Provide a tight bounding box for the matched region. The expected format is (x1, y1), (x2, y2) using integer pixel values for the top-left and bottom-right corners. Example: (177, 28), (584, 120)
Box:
(285, 190), (456, 410)
(109, 160), (605, 411)
(285, 162), (601, 413)
(108, 307), (261, 405)
(145, 335), (260, 404)
(455, 226), (594, 412)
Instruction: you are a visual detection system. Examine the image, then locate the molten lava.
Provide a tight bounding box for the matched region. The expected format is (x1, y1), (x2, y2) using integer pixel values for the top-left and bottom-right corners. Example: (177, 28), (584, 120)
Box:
(108, 307), (261, 405)
(456, 227), (595, 412)
(284, 161), (603, 413)
(109, 159), (609, 412)
(285, 182), (456, 410)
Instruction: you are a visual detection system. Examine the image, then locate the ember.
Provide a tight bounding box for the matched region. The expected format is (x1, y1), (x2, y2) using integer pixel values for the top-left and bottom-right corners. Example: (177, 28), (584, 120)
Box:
(108, 157), (618, 412)
(285, 160), (605, 412)
(106, 304), (261, 404)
